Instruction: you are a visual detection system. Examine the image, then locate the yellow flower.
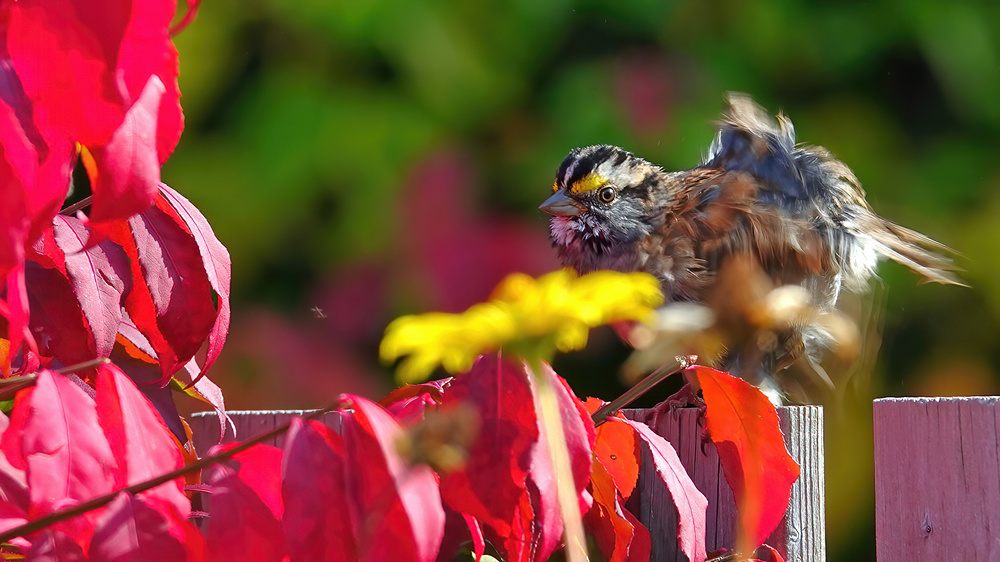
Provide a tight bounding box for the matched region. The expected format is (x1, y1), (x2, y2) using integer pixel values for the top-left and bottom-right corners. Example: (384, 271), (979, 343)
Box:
(380, 269), (664, 383)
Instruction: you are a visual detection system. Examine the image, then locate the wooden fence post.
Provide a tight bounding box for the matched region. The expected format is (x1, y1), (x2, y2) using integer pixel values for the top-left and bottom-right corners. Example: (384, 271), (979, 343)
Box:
(625, 406), (825, 562)
(191, 407), (825, 561)
(874, 397), (1000, 561)
(188, 410), (341, 454)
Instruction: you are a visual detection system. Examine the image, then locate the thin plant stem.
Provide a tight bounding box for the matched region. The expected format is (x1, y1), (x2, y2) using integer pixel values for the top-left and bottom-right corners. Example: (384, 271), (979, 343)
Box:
(591, 355), (695, 426)
(528, 357), (588, 562)
(59, 196), (93, 216)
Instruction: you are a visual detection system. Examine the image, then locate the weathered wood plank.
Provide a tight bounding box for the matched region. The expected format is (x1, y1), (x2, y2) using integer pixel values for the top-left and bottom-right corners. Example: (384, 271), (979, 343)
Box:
(874, 397), (1000, 561)
(625, 406), (825, 561)
(188, 410), (342, 454)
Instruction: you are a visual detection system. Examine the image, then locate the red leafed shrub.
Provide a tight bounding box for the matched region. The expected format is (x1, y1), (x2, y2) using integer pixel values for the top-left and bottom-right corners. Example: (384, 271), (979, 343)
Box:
(0, 0), (802, 560)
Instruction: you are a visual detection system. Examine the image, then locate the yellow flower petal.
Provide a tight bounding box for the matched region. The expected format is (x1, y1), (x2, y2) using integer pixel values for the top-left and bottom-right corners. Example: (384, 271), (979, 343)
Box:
(380, 268), (664, 382)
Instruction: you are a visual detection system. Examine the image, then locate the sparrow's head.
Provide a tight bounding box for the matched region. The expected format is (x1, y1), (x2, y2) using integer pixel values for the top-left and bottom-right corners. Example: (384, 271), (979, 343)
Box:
(540, 145), (662, 272)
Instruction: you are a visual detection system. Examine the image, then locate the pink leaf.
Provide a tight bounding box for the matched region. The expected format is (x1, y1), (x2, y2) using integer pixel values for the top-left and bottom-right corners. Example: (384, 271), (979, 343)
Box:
(87, 75), (165, 224)
(23, 259), (94, 367)
(7, 0), (130, 146)
(341, 395), (445, 562)
(0, 265), (35, 372)
(623, 419), (708, 562)
(204, 469), (284, 562)
(25, 530), (87, 561)
(88, 493), (198, 562)
(438, 355), (538, 537)
(207, 444), (284, 520)
(95, 363), (188, 516)
(53, 216), (130, 359)
(282, 418), (356, 561)
(0, 410), (29, 524)
(0, 60), (73, 281)
(157, 184), (231, 380)
(20, 370), (118, 546)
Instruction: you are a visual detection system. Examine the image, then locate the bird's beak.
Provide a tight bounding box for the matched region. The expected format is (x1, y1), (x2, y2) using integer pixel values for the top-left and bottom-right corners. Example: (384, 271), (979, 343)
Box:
(540, 190), (583, 217)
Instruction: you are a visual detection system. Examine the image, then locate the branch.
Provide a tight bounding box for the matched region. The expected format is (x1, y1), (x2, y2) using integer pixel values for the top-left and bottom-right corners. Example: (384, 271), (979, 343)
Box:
(591, 355), (696, 426)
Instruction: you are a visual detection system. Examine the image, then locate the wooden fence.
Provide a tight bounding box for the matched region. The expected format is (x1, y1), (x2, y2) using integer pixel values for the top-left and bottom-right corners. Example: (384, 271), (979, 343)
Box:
(190, 397), (997, 561)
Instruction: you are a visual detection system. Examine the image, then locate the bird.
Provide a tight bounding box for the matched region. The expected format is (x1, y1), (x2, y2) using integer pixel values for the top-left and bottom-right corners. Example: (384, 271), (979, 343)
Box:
(540, 93), (962, 402)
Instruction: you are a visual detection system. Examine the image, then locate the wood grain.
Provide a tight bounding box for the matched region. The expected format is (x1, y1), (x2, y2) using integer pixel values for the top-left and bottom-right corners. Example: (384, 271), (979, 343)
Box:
(188, 410), (343, 454)
(625, 406), (825, 561)
(874, 397), (1000, 561)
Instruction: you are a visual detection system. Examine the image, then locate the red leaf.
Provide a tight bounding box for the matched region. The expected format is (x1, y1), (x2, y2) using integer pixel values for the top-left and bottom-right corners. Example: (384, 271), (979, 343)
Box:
(623, 419), (708, 562)
(52, 216), (130, 359)
(341, 395), (445, 562)
(7, 0), (130, 146)
(107, 345), (187, 443)
(88, 493), (199, 562)
(585, 459), (645, 562)
(464, 514), (485, 562)
(621, 502), (651, 562)
(207, 443), (284, 521)
(692, 366), (800, 551)
(379, 378), (451, 422)
(113, 314), (231, 443)
(117, 0), (183, 162)
(23, 260), (93, 367)
(752, 544), (786, 562)
(1, 265), (36, 371)
(0, 408), (29, 534)
(593, 415), (640, 501)
(173, 357), (230, 444)
(157, 184), (231, 380)
(87, 75), (165, 224)
(109, 202), (217, 379)
(204, 469), (284, 562)
(95, 363), (188, 516)
(0, 62), (73, 282)
(19, 370), (118, 545)
(438, 355), (538, 537)
(153, 44), (183, 164)
(282, 418), (356, 561)
(25, 530), (87, 561)
(0, 411), (28, 523)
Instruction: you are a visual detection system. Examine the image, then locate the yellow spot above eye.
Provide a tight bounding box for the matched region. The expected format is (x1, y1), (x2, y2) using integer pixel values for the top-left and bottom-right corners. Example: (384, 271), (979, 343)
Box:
(552, 179), (559, 193)
(569, 173), (609, 195)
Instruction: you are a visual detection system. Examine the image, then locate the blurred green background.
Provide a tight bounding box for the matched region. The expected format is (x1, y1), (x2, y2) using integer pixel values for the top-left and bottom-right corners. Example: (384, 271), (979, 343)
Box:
(166, 1), (1000, 558)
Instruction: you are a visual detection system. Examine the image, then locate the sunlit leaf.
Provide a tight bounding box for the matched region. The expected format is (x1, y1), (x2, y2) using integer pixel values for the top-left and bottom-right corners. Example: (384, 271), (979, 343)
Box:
(204, 444), (285, 562)
(692, 365), (800, 552)
(87, 76), (166, 224)
(88, 492), (200, 562)
(437, 355), (538, 537)
(282, 418), (354, 561)
(6, 0), (130, 146)
(52, 216), (130, 359)
(156, 184), (231, 381)
(342, 394), (445, 562)
(95, 364), (188, 516)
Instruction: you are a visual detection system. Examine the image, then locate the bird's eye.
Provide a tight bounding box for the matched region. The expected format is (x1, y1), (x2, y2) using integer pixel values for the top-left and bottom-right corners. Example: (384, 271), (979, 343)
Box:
(598, 186), (616, 203)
